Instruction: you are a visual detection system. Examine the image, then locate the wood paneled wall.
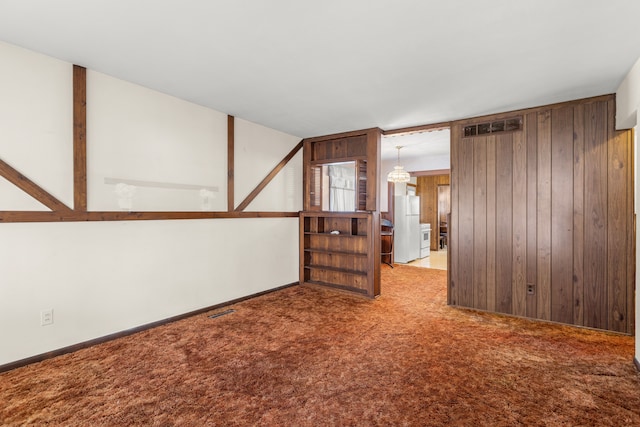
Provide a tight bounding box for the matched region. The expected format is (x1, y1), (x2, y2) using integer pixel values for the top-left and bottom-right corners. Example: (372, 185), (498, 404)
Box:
(449, 95), (635, 334)
(417, 174), (450, 250)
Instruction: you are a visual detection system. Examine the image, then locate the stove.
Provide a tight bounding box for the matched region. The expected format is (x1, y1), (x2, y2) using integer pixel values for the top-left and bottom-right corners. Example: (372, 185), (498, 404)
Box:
(420, 223), (431, 258)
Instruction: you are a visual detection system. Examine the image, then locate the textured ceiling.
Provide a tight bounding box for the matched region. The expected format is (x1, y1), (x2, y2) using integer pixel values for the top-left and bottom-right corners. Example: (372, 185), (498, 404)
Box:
(1, 0), (639, 144)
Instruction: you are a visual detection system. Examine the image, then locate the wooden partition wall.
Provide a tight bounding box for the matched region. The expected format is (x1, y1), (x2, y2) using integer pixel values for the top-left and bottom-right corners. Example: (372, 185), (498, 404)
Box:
(449, 94), (635, 334)
(300, 128), (382, 298)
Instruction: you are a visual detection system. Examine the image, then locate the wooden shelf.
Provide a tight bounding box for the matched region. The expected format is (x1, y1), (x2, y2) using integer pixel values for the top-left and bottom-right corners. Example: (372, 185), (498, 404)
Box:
(304, 265), (367, 275)
(304, 248), (367, 257)
(300, 211), (380, 298)
(304, 232), (366, 237)
(304, 280), (369, 295)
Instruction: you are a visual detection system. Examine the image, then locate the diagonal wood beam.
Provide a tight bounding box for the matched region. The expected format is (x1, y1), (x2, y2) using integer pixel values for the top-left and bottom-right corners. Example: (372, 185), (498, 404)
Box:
(0, 158), (71, 211)
(235, 140), (303, 212)
(73, 65), (87, 211)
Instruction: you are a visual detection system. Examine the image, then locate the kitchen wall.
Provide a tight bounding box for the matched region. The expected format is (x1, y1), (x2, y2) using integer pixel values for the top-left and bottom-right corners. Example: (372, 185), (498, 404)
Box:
(380, 153), (449, 212)
(416, 174), (450, 250)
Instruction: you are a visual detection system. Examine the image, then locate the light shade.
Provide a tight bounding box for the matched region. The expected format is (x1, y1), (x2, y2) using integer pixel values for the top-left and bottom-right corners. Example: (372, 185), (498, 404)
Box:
(387, 145), (411, 183)
(387, 165), (411, 183)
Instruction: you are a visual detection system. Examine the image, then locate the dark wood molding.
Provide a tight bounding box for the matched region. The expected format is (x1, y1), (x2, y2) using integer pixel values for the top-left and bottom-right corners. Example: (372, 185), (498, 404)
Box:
(382, 121), (450, 136)
(411, 169), (451, 177)
(0, 158), (71, 212)
(366, 129), (381, 212)
(73, 65), (87, 211)
(235, 140), (303, 212)
(0, 210), (299, 223)
(302, 140), (312, 211)
(385, 178), (395, 219)
(303, 127), (382, 144)
(227, 115), (234, 211)
(0, 281), (299, 374)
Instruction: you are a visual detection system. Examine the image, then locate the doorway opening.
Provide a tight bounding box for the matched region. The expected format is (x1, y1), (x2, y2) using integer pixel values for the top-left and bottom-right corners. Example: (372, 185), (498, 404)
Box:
(381, 127), (451, 270)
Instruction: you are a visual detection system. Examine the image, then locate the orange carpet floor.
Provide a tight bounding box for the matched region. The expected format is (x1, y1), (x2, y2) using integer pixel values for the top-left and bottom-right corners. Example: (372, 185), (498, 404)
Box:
(1, 265), (638, 426)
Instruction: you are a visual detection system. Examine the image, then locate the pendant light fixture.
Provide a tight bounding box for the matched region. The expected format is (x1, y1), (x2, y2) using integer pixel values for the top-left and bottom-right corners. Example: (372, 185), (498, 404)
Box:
(387, 145), (411, 183)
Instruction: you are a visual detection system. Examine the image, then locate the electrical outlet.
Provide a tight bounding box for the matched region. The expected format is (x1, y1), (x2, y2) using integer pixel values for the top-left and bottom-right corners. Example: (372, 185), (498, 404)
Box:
(527, 283), (535, 295)
(41, 309), (53, 326)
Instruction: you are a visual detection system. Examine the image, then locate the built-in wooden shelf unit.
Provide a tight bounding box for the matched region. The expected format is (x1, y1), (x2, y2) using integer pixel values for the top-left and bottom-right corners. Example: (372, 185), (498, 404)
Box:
(300, 128), (381, 298)
(300, 211), (379, 297)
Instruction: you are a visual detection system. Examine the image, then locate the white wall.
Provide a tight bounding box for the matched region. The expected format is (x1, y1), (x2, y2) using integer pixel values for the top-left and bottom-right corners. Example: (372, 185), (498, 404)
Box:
(234, 118), (302, 211)
(87, 71), (228, 212)
(617, 57), (640, 130)
(0, 41), (301, 366)
(0, 42), (73, 210)
(635, 121), (639, 367)
(616, 57), (640, 367)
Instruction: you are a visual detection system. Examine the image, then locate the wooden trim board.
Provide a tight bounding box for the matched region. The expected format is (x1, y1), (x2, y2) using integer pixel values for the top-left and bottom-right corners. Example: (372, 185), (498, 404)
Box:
(382, 121), (450, 136)
(0, 211), (299, 223)
(73, 65), (87, 211)
(227, 115), (235, 211)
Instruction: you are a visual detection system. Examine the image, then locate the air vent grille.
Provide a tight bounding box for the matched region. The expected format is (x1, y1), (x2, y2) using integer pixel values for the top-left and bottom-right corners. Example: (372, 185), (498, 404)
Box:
(463, 117), (522, 138)
(208, 309), (236, 319)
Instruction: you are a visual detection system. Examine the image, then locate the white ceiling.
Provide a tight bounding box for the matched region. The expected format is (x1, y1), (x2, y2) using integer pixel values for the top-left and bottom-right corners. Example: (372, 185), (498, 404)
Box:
(1, 0), (640, 145)
(381, 129), (450, 161)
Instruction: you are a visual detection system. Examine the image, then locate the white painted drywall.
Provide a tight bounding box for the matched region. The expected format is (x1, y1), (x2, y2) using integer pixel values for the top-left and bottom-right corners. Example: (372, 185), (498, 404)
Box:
(0, 42), (300, 366)
(0, 219), (297, 365)
(616, 60), (640, 366)
(617, 56), (640, 130)
(234, 118), (302, 211)
(0, 176), (49, 211)
(0, 41), (73, 209)
(633, 118), (640, 362)
(87, 71), (228, 212)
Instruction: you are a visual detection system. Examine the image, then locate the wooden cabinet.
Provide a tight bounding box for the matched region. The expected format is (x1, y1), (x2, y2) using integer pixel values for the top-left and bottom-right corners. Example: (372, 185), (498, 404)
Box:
(300, 211), (380, 298)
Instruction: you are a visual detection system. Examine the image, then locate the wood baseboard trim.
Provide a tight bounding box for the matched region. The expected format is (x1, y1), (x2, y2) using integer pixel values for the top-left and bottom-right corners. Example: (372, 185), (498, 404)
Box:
(447, 303), (634, 336)
(634, 357), (640, 372)
(0, 281), (299, 374)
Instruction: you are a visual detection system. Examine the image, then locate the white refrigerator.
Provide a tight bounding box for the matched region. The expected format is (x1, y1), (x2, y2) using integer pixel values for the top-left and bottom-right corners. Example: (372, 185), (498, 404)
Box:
(394, 195), (421, 263)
